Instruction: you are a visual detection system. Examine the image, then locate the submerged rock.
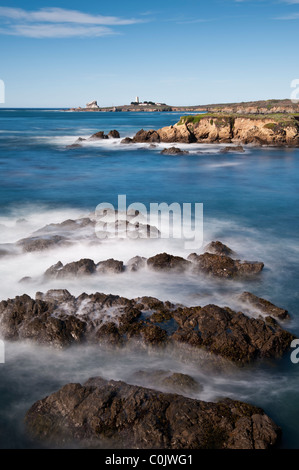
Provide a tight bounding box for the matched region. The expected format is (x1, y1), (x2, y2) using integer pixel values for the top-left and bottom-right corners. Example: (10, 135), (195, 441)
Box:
(239, 292), (289, 320)
(220, 146), (245, 153)
(160, 147), (189, 155)
(131, 369), (203, 394)
(25, 377), (281, 449)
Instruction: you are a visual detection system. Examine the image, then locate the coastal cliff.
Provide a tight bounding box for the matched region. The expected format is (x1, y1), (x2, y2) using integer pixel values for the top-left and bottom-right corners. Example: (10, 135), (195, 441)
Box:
(130, 113), (299, 146)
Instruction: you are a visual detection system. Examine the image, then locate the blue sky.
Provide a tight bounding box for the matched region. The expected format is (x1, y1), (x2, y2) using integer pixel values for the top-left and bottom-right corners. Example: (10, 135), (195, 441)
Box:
(0, 0), (299, 107)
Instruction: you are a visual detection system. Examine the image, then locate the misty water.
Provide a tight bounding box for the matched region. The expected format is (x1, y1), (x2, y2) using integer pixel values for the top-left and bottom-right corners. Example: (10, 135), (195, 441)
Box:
(0, 109), (299, 448)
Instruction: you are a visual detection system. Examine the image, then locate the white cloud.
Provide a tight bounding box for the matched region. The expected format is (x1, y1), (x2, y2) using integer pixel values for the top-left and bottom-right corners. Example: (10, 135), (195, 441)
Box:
(0, 6), (142, 38)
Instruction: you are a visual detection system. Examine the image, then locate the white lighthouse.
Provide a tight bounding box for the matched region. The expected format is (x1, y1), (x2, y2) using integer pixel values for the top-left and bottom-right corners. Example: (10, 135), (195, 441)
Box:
(135, 96), (139, 104)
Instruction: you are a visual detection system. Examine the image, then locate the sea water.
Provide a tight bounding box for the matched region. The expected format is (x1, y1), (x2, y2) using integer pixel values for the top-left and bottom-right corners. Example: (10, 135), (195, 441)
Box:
(0, 109), (299, 448)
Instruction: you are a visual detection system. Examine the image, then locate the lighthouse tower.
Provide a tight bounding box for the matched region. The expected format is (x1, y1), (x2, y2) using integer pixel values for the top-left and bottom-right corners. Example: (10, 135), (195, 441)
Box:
(135, 96), (140, 104)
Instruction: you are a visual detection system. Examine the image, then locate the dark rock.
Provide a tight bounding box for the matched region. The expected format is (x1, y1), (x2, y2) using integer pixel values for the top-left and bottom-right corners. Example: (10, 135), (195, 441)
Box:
(160, 147), (189, 155)
(45, 259), (96, 279)
(188, 252), (264, 278)
(108, 130), (120, 139)
(89, 131), (108, 140)
(220, 146), (245, 153)
(132, 129), (160, 143)
(204, 241), (235, 257)
(147, 253), (191, 273)
(76, 137), (86, 142)
(17, 235), (67, 252)
(126, 256), (147, 272)
(96, 259), (124, 274)
(172, 304), (294, 363)
(239, 292), (289, 320)
(120, 137), (133, 144)
(0, 290), (294, 363)
(25, 377), (281, 449)
(44, 261), (63, 278)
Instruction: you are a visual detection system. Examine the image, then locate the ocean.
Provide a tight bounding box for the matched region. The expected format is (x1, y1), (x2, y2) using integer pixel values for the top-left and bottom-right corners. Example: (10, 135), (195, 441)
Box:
(0, 109), (299, 448)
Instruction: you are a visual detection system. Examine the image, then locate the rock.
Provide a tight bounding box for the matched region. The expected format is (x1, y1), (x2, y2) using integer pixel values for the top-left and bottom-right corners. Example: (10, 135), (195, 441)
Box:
(120, 137), (133, 144)
(204, 241), (235, 257)
(96, 259), (124, 274)
(44, 261), (64, 278)
(160, 147), (189, 155)
(239, 292), (289, 320)
(126, 256), (147, 272)
(0, 291), (294, 363)
(76, 137), (86, 142)
(161, 372), (203, 394)
(131, 370), (203, 394)
(45, 259), (96, 279)
(147, 253), (191, 273)
(89, 131), (108, 140)
(132, 129), (160, 143)
(17, 235), (67, 252)
(172, 303), (294, 363)
(108, 130), (120, 139)
(188, 252), (264, 278)
(130, 113), (299, 147)
(25, 377), (281, 449)
(66, 143), (81, 149)
(220, 146), (245, 153)
(18, 276), (33, 284)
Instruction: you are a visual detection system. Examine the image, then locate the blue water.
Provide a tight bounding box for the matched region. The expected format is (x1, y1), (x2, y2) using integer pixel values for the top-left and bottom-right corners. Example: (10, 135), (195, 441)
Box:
(0, 109), (299, 448)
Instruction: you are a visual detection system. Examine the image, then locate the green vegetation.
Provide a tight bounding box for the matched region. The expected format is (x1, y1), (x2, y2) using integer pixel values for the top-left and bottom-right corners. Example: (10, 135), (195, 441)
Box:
(177, 112), (299, 128)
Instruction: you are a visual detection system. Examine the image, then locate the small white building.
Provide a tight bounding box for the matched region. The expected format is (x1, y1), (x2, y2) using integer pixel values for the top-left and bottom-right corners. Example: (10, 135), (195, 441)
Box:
(135, 96), (139, 104)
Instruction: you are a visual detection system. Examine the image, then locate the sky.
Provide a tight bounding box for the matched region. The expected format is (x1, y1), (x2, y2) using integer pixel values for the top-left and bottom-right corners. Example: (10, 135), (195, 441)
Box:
(0, 0), (299, 107)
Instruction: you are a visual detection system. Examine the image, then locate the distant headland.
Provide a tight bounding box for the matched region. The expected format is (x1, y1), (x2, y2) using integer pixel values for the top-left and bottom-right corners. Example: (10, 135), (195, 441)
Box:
(68, 98), (299, 114)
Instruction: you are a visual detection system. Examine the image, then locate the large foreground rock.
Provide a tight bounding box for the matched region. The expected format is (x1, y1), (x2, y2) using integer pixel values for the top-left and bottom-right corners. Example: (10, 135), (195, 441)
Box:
(0, 290), (294, 363)
(25, 377), (281, 449)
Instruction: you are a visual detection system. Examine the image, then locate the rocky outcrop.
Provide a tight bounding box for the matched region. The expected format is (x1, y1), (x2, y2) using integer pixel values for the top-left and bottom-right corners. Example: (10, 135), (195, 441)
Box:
(188, 252), (264, 278)
(108, 129), (120, 139)
(25, 377), (281, 449)
(128, 114), (299, 147)
(45, 259), (96, 279)
(89, 130), (120, 140)
(204, 240), (236, 257)
(17, 235), (68, 252)
(147, 253), (191, 273)
(0, 290), (294, 363)
(239, 292), (289, 320)
(96, 258), (124, 274)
